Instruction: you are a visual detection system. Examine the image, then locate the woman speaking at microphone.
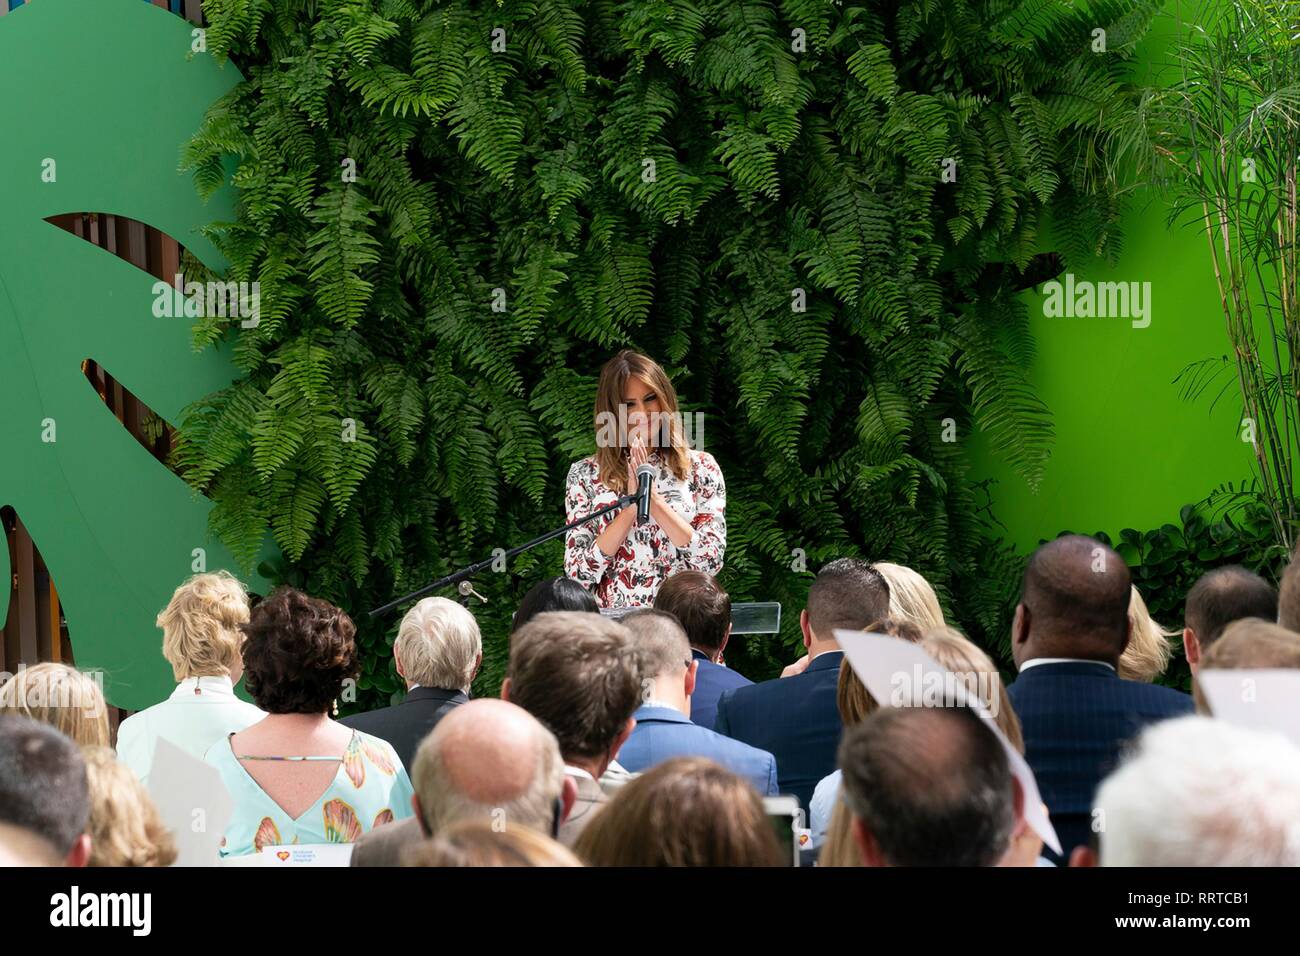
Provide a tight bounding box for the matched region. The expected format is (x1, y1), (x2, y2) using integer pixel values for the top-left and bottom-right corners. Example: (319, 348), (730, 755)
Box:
(564, 350), (726, 608)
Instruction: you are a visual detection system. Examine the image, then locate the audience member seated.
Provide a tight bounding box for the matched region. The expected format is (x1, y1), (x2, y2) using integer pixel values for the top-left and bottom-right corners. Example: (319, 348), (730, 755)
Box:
(838, 705), (1019, 867)
(780, 561), (942, 677)
(1182, 565), (1277, 676)
(116, 572), (265, 784)
(82, 746), (177, 867)
(652, 570), (748, 731)
(1008, 535), (1193, 862)
(716, 558), (891, 813)
(403, 820), (582, 867)
(616, 610), (777, 795)
(341, 596), (480, 772)
(811, 623), (1031, 862)
(351, 698), (570, 866)
(204, 587), (414, 857)
(1080, 716), (1300, 866)
(574, 757), (785, 866)
(1119, 585), (1177, 683)
(920, 628), (1042, 866)
(0, 661), (110, 748)
(0, 715), (92, 867)
(876, 562), (947, 631)
(1192, 617), (1300, 713)
(511, 576), (599, 633)
(808, 617), (919, 849)
(502, 611), (640, 846)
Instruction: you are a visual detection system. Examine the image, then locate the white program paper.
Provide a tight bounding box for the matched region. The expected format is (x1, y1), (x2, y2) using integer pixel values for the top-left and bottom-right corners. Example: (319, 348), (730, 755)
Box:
(145, 737), (233, 867)
(1197, 669), (1300, 749)
(834, 629), (1062, 856)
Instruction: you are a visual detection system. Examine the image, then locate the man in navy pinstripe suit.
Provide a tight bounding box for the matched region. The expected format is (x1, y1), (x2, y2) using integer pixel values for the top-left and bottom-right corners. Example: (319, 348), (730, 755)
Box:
(1007, 535), (1193, 863)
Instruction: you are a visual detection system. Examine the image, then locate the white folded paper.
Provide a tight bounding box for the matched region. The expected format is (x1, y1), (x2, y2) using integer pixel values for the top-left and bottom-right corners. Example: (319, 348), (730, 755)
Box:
(146, 737), (234, 867)
(1196, 668), (1300, 748)
(834, 629), (1062, 856)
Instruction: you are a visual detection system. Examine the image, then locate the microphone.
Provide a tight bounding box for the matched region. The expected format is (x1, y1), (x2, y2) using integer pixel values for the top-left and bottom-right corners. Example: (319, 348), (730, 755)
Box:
(635, 463), (655, 525)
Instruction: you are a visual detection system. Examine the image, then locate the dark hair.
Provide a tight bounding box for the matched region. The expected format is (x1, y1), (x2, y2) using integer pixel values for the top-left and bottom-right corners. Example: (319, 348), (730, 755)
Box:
(240, 587), (359, 715)
(653, 571), (731, 654)
(1020, 535), (1131, 656)
(574, 757), (786, 867)
(806, 559), (891, 639)
(506, 611), (640, 761)
(512, 577), (599, 634)
(0, 715), (90, 855)
(838, 706), (1014, 866)
(1185, 566), (1278, 650)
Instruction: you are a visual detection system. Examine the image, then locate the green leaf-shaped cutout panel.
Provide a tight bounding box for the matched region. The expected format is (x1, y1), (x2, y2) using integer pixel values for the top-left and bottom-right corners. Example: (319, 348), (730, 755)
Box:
(0, 0), (274, 710)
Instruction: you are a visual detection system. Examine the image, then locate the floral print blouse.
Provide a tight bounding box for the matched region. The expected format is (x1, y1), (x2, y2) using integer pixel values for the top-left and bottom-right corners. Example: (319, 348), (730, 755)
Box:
(564, 447), (726, 608)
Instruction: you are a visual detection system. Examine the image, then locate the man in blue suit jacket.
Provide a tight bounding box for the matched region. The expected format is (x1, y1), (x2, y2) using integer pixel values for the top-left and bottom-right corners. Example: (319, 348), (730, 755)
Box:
(714, 559), (892, 813)
(619, 611), (778, 795)
(1007, 535), (1194, 863)
(653, 570), (751, 731)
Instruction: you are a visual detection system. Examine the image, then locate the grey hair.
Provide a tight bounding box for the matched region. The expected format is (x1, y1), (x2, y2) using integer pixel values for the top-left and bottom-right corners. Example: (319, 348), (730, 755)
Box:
(412, 714), (565, 835)
(394, 597), (481, 692)
(1095, 715), (1300, 866)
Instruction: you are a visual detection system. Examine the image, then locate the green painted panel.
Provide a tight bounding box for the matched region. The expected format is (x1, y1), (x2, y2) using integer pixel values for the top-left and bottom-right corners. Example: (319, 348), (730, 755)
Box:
(0, 0), (271, 709)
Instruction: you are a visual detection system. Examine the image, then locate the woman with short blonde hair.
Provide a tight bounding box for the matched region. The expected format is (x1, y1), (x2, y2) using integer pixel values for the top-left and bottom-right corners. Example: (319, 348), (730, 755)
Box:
(83, 747), (178, 867)
(1120, 585), (1176, 683)
(0, 662), (109, 748)
(158, 570), (250, 681)
(115, 572), (265, 784)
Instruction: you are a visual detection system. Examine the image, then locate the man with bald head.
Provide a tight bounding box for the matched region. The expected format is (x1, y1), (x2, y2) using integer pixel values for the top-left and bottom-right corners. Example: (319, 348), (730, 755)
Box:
(1007, 535), (1192, 862)
(350, 699), (572, 866)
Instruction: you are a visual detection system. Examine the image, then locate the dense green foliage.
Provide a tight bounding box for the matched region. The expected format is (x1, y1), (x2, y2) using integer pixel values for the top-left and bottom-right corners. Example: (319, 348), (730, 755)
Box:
(175, 0), (1163, 706)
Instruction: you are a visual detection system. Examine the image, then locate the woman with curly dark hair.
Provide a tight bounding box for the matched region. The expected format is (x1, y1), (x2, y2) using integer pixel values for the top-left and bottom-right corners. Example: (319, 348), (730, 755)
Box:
(204, 587), (415, 857)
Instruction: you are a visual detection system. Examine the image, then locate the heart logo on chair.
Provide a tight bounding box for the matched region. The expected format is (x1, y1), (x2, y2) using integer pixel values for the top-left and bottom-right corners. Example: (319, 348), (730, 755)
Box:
(276, 850), (290, 861)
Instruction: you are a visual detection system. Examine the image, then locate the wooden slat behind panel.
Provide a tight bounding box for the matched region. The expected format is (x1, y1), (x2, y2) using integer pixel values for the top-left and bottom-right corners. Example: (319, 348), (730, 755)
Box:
(11, 518), (38, 665)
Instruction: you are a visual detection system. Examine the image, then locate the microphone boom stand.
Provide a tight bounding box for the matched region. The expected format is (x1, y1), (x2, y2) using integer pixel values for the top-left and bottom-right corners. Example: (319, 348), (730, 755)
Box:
(368, 491), (640, 618)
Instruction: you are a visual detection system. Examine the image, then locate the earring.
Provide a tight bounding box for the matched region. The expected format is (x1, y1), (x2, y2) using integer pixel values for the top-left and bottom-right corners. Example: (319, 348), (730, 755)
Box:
(332, 698), (339, 717)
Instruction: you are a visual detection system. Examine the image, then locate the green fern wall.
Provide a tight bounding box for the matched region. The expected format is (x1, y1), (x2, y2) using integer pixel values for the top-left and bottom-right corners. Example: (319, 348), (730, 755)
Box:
(171, 0), (1176, 701)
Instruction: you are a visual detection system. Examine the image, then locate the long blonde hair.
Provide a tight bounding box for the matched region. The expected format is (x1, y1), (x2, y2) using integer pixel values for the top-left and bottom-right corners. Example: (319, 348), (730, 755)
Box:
(1120, 585), (1176, 683)
(593, 350), (690, 494)
(83, 747), (178, 867)
(874, 562), (946, 632)
(920, 626), (1023, 755)
(0, 662), (110, 748)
